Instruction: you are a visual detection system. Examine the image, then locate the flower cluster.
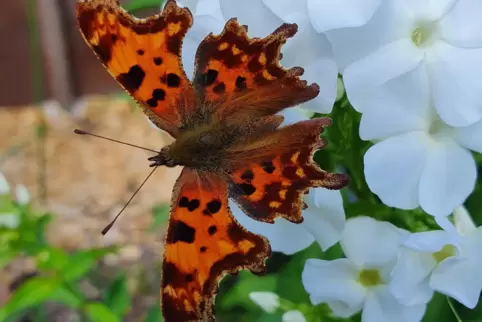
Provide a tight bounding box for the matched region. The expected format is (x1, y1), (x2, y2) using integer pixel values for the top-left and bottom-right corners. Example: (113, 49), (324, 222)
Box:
(0, 173), (30, 229)
(303, 212), (482, 321)
(171, 0), (482, 320)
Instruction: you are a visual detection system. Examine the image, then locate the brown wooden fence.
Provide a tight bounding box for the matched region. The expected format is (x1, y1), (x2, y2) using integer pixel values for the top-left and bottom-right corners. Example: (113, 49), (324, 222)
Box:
(0, 0), (160, 108)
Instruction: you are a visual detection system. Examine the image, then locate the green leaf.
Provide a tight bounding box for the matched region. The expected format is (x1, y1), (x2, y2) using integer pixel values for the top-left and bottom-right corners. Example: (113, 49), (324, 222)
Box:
(144, 303), (164, 322)
(423, 293), (452, 322)
(124, 0), (163, 12)
(46, 286), (84, 309)
(0, 277), (60, 319)
(36, 247), (68, 271)
(61, 247), (117, 281)
(103, 274), (131, 316)
(151, 204), (170, 231)
(83, 302), (121, 322)
(321, 98), (375, 201)
(217, 271), (277, 312)
(275, 243), (329, 304)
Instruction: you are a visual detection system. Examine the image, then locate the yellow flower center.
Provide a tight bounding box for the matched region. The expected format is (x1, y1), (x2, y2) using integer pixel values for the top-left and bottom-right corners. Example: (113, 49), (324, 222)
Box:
(432, 244), (457, 263)
(411, 23), (435, 47)
(358, 269), (382, 287)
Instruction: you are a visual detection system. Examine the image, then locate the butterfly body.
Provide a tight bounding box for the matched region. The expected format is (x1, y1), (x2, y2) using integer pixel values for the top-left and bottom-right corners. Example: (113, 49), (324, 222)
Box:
(150, 111), (283, 171)
(76, 0), (349, 321)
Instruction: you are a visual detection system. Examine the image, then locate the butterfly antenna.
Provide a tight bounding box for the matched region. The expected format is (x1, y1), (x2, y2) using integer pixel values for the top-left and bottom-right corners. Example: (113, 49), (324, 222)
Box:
(102, 166), (158, 235)
(74, 128), (159, 153)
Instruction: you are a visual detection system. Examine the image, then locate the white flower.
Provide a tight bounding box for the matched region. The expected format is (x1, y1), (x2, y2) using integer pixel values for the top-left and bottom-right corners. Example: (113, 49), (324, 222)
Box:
(361, 64), (478, 216)
(322, 0), (482, 127)
(282, 310), (306, 322)
(390, 215), (482, 309)
(453, 205), (476, 236)
(307, 0), (382, 32)
(15, 184), (30, 205)
(179, 0), (339, 113)
(231, 187), (345, 255)
(0, 173), (10, 195)
(302, 216), (426, 322)
(0, 212), (19, 229)
(249, 291), (280, 313)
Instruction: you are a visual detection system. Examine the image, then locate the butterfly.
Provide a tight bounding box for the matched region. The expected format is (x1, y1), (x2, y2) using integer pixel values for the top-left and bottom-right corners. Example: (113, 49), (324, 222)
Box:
(76, 0), (348, 321)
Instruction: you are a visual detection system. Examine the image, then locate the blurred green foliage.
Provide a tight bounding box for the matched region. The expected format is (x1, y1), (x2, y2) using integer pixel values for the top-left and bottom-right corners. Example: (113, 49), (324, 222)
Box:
(0, 189), (163, 322)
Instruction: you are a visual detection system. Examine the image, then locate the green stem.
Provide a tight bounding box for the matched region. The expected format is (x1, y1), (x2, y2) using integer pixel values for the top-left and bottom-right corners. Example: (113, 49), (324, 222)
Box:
(446, 296), (463, 322)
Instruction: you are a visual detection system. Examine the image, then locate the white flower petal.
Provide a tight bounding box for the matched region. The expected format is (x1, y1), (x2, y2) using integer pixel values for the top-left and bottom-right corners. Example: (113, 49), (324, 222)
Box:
(430, 256), (482, 309)
(359, 64), (430, 140)
(341, 217), (402, 268)
(263, 0), (307, 24)
(364, 132), (430, 209)
(389, 249), (435, 306)
(300, 58), (338, 113)
(277, 25), (338, 113)
(0, 173), (10, 195)
(249, 292), (280, 313)
(220, 0), (282, 37)
(363, 286), (427, 322)
(454, 119), (482, 153)
(230, 201), (314, 255)
(419, 140), (476, 216)
(400, 0), (457, 21)
(15, 185), (30, 205)
(325, 0), (413, 71)
(303, 188), (345, 251)
(282, 310), (306, 322)
(426, 42), (482, 127)
(177, 0), (198, 9)
(193, 0), (224, 22)
(307, 0), (382, 32)
(181, 36), (199, 80)
(279, 107), (311, 126)
(302, 258), (366, 307)
(440, 0), (482, 48)
(403, 230), (456, 252)
(453, 206), (477, 236)
(0, 213), (20, 229)
(326, 300), (362, 318)
(343, 38), (422, 112)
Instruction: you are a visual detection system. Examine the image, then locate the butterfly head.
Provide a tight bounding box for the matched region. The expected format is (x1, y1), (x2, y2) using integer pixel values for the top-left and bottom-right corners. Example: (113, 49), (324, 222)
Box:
(148, 145), (176, 168)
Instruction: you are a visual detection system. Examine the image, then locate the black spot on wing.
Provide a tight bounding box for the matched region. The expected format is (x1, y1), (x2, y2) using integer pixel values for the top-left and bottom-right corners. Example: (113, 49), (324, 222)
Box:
(236, 183), (256, 196)
(235, 76), (247, 90)
(167, 221), (195, 244)
(153, 57), (163, 65)
(199, 69), (218, 86)
(261, 161), (275, 174)
(213, 83), (226, 93)
(117, 65), (145, 91)
(208, 225), (217, 235)
(205, 199), (221, 215)
(178, 197), (200, 212)
(167, 73), (181, 87)
(146, 88), (166, 108)
(241, 170), (254, 181)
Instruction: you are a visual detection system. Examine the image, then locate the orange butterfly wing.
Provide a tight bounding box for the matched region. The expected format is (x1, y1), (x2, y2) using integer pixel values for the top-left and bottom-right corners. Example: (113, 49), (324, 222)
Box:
(229, 118), (349, 223)
(162, 168), (269, 321)
(76, 0), (195, 137)
(193, 19), (319, 121)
